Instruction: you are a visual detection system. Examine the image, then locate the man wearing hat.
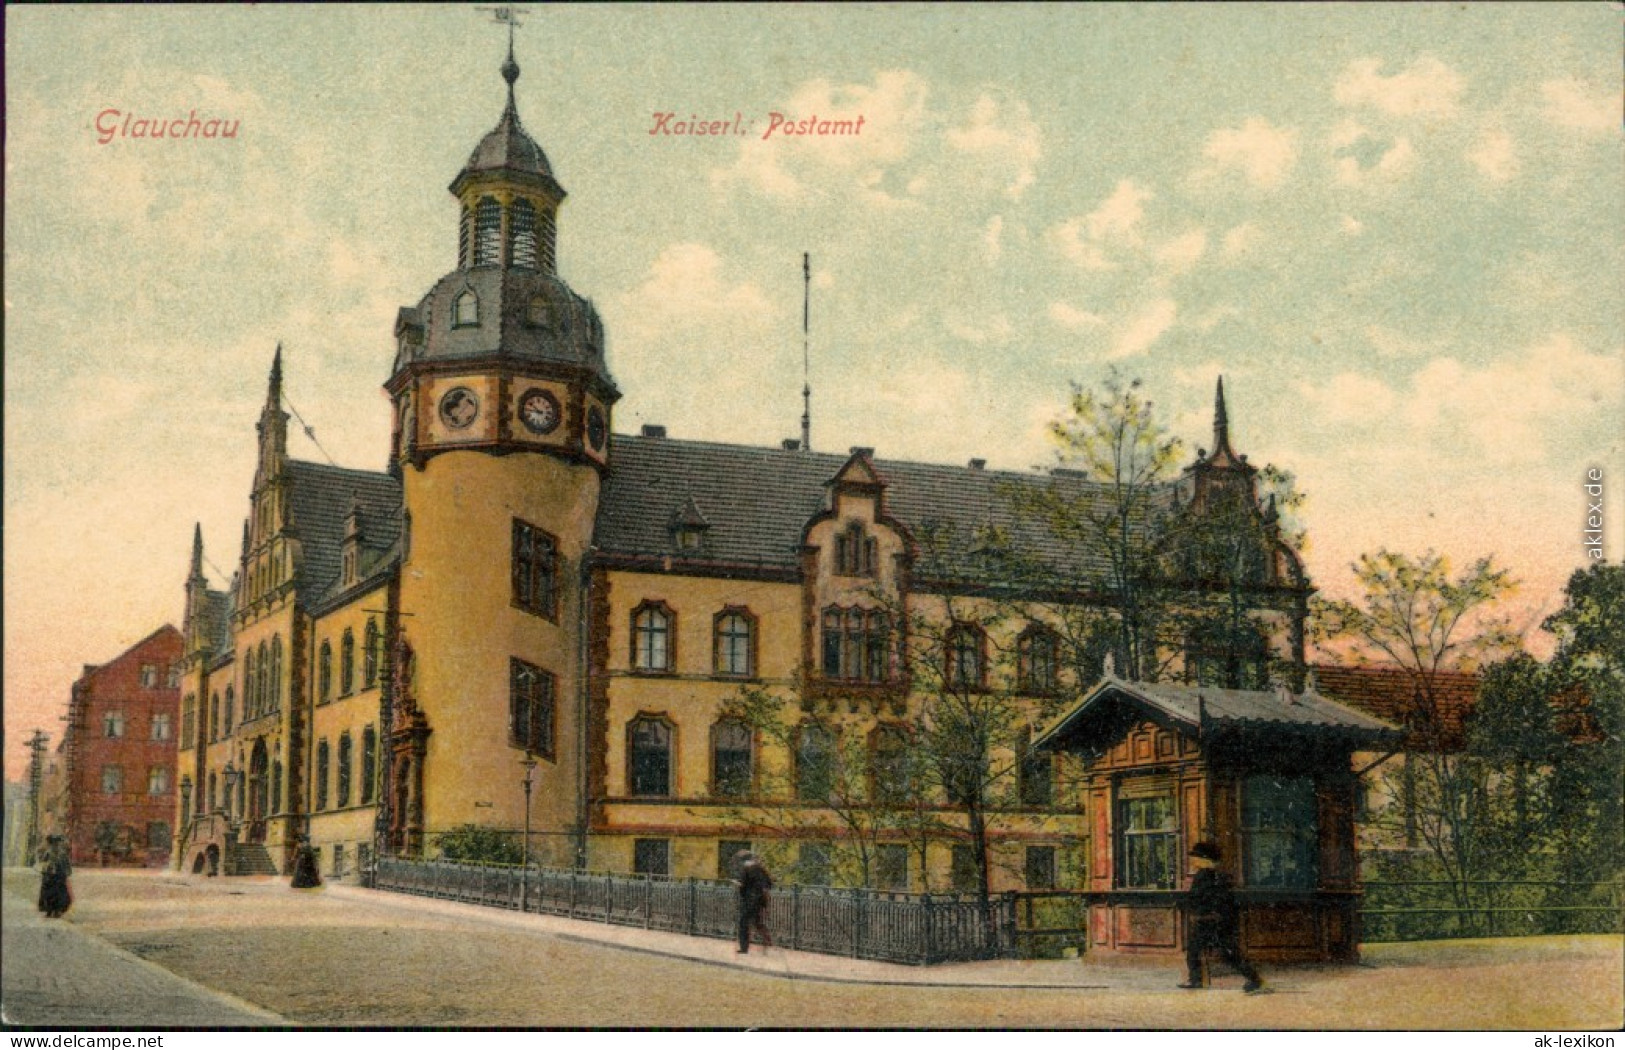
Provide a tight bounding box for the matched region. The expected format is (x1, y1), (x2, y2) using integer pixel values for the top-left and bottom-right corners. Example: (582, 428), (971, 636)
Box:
(734, 850), (773, 954)
(1181, 840), (1265, 993)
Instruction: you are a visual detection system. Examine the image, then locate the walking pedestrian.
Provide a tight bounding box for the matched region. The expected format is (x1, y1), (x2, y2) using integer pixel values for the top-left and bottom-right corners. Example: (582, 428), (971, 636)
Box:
(734, 851), (773, 954)
(37, 835), (73, 918)
(1180, 840), (1265, 993)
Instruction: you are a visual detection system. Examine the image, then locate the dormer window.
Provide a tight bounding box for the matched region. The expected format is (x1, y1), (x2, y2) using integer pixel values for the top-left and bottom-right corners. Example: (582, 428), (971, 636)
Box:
(510, 198), (539, 270)
(834, 522), (877, 576)
(452, 290), (480, 328)
(473, 196), (501, 266)
(527, 296), (551, 328)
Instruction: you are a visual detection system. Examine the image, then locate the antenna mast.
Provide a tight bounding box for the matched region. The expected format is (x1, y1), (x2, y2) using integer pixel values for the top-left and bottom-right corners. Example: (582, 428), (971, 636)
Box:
(801, 252), (812, 453)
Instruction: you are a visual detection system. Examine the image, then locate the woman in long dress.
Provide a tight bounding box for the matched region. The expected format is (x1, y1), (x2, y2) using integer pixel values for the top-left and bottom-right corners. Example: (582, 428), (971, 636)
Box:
(37, 835), (73, 918)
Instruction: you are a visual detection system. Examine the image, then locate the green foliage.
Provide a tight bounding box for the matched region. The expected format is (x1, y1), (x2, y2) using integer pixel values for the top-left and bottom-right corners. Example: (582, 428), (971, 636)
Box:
(434, 823), (524, 865)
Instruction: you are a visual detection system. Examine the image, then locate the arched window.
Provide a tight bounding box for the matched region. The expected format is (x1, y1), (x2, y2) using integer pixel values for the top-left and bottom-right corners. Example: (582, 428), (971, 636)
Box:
(340, 629), (355, 696)
(452, 290), (480, 328)
(631, 603), (674, 673)
(241, 651), (255, 719)
(509, 198), (539, 269)
(458, 205), (473, 268)
(269, 636), (282, 711)
(361, 726), (377, 804)
(319, 641), (333, 702)
(1017, 626), (1059, 695)
(337, 732), (353, 808)
(256, 641), (269, 714)
(363, 619), (380, 689)
(209, 693), (221, 742)
(796, 722), (835, 800)
(473, 197), (501, 266)
(945, 623), (986, 691)
(315, 739), (330, 810)
(628, 717), (673, 797)
(820, 607), (889, 682)
(223, 686), (234, 733)
(713, 609), (755, 677)
(711, 720), (752, 798)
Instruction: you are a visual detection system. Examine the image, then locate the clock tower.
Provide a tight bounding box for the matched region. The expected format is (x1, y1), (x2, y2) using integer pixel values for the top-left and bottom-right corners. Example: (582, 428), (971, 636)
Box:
(382, 42), (618, 861)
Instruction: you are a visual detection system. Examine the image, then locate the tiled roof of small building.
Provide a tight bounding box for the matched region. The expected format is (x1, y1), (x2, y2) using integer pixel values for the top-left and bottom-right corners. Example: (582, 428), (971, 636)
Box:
(595, 435), (1167, 581)
(1310, 664), (1480, 751)
(285, 461), (402, 601)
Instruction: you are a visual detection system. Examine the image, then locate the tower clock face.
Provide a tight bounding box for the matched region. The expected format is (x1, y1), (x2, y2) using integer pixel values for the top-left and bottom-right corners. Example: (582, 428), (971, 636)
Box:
(586, 405), (607, 452)
(519, 388), (561, 435)
(438, 387), (479, 429)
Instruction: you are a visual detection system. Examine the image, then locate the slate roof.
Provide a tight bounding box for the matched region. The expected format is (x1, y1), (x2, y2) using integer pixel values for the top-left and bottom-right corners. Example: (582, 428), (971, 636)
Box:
(594, 435), (1172, 582)
(284, 461), (402, 602)
(199, 589), (233, 662)
(1033, 675), (1403, 753)
(1310, 664), (1480, 751)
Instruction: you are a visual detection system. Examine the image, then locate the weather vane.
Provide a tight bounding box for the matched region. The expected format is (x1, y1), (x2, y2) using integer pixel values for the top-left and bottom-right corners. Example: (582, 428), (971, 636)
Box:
(477, 6), (529, 50)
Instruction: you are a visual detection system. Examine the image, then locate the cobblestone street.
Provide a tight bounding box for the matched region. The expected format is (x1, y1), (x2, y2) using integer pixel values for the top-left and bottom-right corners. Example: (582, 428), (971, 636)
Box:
(3, 868), (1620, 1029)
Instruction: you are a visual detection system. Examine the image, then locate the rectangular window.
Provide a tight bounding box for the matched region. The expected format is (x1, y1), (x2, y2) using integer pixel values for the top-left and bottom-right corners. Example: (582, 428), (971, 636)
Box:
(316, 740), (330, 811)
(950, 844), (979, 893)
(140, 664), (158, 688)
(332, 843), (347, 878)
(875, 844), (909, 892)
(797, 842), (831, 887)
(632, 605), (672, 672)
(821, 608), (889, 682)
(1025, 845), (1057, 890)
(361, 726), (377, 804)
(1018, 731), (1053, 807)
(148, 766), (170, 796)
(151, 713), (173, 741)
(632, 838), (670, 877)
(337, 733), (353, 808)
(512, 520), (559, 619)
(712, 721), (753, 798)
(1117, 791), (1177, 890)
(718, 840), (752, 881)
(181, 695), (196, 749)
(103, 711), (126, 739)
(1243, 775), (1319, 889)
(1019, 629), (1058, 694)
(509, 659), (556, 760)
(148, 822), (170, 849)
(102, 765), (123, 795)
(714, 612), (754, 677)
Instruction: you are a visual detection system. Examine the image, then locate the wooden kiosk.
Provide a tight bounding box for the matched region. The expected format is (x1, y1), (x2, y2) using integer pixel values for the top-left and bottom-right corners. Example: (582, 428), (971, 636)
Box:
(1034, 670), (1401, 963)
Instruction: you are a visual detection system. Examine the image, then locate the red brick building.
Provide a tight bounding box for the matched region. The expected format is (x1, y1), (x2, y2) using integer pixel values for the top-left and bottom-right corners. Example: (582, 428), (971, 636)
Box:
(62, 626), (183, 866)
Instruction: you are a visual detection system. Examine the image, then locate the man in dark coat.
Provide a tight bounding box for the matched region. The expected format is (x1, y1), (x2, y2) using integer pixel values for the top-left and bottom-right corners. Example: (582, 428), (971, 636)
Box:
(735, 851), (773, 954)
(1181, 840), (1265, 993)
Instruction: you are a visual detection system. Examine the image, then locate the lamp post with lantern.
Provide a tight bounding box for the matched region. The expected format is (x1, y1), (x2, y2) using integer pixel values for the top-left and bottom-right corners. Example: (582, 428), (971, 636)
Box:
(520, 753), (537, 911)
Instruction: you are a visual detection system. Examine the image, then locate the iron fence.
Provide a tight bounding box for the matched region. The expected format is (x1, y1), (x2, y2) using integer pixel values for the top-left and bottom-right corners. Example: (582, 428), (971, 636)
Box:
(1362, 879), (1624, 941)
(374, 857), (1019, 964)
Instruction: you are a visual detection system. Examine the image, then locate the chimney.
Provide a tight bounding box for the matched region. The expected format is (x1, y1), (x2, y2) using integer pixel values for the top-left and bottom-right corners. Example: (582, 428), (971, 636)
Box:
(641, 425), (667, 439)
(968, 458), (986, 471)
(849, 446), (874, 457)
(781, 439), (801, 451)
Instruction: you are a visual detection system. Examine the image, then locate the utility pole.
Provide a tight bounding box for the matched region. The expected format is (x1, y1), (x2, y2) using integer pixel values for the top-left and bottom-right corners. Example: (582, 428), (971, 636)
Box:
(26, 729), (50, 862)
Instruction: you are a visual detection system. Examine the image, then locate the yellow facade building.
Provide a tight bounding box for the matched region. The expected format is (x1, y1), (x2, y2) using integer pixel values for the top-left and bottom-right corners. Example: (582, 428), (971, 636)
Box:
(173, 45), (1308, 892)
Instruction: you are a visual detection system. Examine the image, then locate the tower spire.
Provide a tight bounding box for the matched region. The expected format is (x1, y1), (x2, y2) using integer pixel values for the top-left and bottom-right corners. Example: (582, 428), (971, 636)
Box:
(1213, 375), (1230, 455)
(190, 523), (205, 581)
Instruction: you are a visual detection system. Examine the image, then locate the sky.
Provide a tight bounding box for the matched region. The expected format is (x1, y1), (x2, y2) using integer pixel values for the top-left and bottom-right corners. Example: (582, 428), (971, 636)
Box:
(5, 4), (1621, 780)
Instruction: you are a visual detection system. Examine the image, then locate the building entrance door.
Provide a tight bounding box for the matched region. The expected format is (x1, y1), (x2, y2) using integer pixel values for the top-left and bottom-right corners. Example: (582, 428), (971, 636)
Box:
(248, 740), (269, 844)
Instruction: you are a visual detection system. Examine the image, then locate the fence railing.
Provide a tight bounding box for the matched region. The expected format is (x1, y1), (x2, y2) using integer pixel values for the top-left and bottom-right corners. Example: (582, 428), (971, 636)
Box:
(1362, 879), (1624, 942)
(374, 857), (1020, 964)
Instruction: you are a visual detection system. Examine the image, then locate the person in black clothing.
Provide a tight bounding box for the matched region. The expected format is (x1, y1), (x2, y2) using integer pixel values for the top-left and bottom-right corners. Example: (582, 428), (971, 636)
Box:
(37, 835), (73, 918)
(735, 851), (773, 953)
(1181, 840), (1265, 993)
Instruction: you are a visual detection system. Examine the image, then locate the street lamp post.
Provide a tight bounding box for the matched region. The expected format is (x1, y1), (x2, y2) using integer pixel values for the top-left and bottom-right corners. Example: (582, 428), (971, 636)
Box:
(520, 753), (537, 911)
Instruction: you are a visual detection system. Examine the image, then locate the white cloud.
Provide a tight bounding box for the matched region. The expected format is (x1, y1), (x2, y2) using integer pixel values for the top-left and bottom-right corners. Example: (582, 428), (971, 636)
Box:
(1195, 117), (1299, 189)
(1467, 127), (1518, 182)
(1221, 224), (1261, 257)
(946, 94), (1042, 199)
(1334, 56), (1465, 119)
(1049, 179), (1153, 271)
(1538, 78), (1617, 134)
(945, 310), (1013, 346)
(1294, 372), (1397, 424)
(1155, 229), (1208, 272)
(1110, 298), (1177, 359)
(1047, 301), (1106, 331)
(614, 243), (775, 346)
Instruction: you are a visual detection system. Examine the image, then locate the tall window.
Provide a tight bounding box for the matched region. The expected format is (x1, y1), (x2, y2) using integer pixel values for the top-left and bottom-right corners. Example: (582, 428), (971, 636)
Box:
(167, 664), (182, 689)
(632, 838), (670, 877)
(834, 522), (877, 576)
(181, 695), (196, 749)
(102, 766), (123, 794)
(319, 641), (333, 702)
(361, 726), (377, 804)
(875, 844), (909, 891)
(538, 209), (557, 273)
(472, 197), (501, 266)
(180, 779), (192, 827)
(509, 659), (556, 759)
(257, 641), (269, 713)
(458, 205), (473, 267)
(223, 686), (234, 733)
(452, 290), (480, 327)
(316, 739), (330, 811)
(632, 603), (674, 672)
(150, 712), (172, 741)
(1243, 775), (1318, 888)
(337, 733), (353, 808)
(208, 772), (217, 812)
(210, 694), (220, 741)
(796, 723), (835, 800)
(944, 623), (986, 691)
(148, 766), (170, 796)
(821, 607), (889, 682)
(242, 650), (255, 717)
(870, 726), (910, 803)
(1018, 726), (1053, 807)
(510, 198), (539, 269)
(340, 629), (355, 695)
(271, 760), (283, 815)
(1025, 845), (1057, 890)
(104, 710), (125, 739)
(1018, 627), (1059, 694)
(512, 521), (558, 619)
(1117, 790), (1177, 890)
(713, 610), (754, 677)
(711, 720), (753, 797)
(628, 717), (672, 797)
(141, 663), (158, 688)
(363, 619), (380, 689)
